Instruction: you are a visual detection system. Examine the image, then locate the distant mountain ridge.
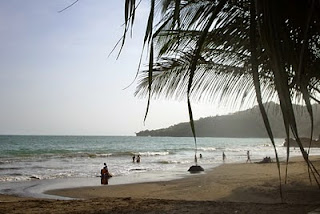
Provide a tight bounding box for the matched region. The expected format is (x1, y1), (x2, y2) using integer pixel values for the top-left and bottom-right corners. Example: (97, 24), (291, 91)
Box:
(136, 102), (320, 138)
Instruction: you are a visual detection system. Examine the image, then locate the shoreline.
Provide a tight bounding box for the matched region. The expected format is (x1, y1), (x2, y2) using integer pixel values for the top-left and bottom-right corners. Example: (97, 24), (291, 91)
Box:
(0, 163), (219, 200)
(1, 155), (320, 213)
(46, 155), (320, 203)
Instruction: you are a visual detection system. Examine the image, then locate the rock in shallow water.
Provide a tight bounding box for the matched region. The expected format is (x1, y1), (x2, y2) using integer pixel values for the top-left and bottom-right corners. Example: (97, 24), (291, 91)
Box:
(188, 165), (204, 173)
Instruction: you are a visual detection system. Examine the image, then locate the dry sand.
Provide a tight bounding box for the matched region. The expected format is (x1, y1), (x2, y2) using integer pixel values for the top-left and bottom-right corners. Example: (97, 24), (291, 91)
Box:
(1, 156), (320, 214)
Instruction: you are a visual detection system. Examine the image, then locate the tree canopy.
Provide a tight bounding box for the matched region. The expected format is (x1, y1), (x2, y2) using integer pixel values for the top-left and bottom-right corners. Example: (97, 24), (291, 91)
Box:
(119, 0), (320, 190)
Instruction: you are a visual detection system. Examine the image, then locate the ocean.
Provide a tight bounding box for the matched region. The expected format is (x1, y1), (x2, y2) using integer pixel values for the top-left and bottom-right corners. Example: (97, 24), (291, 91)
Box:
(0, 135), (319, 199)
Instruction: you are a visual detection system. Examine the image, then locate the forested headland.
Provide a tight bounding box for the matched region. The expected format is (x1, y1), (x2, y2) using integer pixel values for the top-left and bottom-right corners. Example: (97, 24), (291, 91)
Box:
(136, 102), (320, 138)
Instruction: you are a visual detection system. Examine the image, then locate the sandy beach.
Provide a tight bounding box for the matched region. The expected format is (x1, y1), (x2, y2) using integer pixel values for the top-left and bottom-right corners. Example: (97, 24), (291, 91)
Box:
(1, 156), (320, 213)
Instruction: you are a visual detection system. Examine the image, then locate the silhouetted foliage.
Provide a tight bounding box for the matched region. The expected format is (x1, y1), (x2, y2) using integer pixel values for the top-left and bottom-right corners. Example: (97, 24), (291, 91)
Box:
(120, 0), (320, 191)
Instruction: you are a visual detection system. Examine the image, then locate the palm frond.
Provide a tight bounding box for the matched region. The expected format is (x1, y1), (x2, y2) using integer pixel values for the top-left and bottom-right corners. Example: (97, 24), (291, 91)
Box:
(119, 0), (320, 191)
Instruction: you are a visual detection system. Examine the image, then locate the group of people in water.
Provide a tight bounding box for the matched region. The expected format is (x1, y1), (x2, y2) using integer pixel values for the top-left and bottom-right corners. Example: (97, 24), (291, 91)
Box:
(100, 154), (142, 184)
(195, 150), (254, 163)
(222, 150), (251, 162)
(101, 150), (272, 184)
(132, 155), (141, 163)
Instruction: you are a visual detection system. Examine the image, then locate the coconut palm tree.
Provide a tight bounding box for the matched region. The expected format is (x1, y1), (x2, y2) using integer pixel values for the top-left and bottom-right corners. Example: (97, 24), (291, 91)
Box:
(120, 0), (320, 192)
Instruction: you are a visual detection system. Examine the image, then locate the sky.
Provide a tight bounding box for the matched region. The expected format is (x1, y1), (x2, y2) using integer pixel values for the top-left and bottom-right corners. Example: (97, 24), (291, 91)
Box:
(0, 1), (235, 136)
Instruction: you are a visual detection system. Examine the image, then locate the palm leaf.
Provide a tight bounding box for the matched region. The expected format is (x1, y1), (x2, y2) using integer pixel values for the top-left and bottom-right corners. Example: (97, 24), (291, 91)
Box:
(119, 0), (320, 191)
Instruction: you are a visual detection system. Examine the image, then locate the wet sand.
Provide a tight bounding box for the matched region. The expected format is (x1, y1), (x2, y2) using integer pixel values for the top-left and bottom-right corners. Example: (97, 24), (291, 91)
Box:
(1, 156), (320, 213)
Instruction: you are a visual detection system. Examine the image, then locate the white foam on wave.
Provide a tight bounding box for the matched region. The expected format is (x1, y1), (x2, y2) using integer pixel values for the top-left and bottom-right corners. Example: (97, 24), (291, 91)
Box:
(0, 174), (44, 182)
(137, 151), (170, 156)
(95, 153), (112, 157)
(198, 147), (216, 151)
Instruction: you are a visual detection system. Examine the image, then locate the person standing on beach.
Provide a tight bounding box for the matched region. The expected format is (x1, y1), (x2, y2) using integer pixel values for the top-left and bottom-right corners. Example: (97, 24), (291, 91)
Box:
(132, 155), (135, 162)
(136, 155), (141, 163)
(223, 152), (226, 161)
(246, 150), (251, 163)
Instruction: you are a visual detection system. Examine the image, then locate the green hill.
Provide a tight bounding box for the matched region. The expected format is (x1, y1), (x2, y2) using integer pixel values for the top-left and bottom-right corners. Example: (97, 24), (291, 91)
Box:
(136, 102), (320, 138)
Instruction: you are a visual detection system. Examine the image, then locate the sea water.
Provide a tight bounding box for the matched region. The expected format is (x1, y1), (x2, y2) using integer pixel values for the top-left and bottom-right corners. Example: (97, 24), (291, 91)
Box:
(0, 135), (319, 198)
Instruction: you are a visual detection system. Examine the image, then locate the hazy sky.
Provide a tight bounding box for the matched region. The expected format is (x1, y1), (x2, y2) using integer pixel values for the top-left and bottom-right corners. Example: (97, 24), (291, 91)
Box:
(0, 1), (234, 136)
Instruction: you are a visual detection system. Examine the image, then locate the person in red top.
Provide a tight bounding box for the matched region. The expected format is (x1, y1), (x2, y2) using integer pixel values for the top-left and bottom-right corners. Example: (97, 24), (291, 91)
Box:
(101, 163), (112, 184)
